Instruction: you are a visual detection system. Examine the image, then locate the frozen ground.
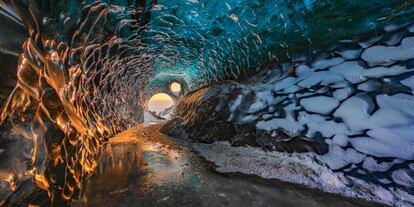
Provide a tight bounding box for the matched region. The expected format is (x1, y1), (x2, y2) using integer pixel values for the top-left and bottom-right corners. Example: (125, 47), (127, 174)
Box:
(73, 124), (384, 207)
(192, 142), (414, 207)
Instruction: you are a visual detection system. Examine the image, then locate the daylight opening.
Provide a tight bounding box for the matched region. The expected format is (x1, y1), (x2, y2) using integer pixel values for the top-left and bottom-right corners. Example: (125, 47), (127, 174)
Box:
(147, 93), (174, 114)
(170, 82), (182, 94)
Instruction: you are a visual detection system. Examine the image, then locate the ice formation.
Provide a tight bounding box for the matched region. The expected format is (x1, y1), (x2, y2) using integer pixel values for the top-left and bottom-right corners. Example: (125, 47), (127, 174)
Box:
(164, 25), (414, 207)
(0, 0), (413, 206)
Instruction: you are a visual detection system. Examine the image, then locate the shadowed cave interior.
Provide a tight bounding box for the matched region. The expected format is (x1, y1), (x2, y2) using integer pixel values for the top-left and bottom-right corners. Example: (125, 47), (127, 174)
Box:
(0, 0), (414, 206)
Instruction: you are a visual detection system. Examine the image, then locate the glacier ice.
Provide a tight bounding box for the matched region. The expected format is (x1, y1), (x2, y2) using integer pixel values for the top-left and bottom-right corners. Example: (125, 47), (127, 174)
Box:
(1, 0), (414, 206)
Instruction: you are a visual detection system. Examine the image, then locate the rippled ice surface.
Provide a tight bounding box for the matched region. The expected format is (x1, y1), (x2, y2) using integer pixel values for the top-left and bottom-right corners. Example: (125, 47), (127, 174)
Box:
(72, 124), (384, 207)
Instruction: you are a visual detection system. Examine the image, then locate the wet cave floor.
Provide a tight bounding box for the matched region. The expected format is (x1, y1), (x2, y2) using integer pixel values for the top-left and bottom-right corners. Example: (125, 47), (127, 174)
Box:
(72, 123), (387, 207)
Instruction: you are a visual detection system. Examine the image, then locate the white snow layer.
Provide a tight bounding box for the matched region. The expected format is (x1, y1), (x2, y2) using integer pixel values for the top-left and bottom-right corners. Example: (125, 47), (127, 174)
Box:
(318, 145), (366, 170)
(192, 142), (414, 207)
(311, 57), (345, 70)
(300, 96), (339, 115)
(361, 37), (414, 66)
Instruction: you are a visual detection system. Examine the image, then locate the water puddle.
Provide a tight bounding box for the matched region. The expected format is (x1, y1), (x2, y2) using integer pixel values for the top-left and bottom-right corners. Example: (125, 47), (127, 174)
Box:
(72, 124), (386, 207)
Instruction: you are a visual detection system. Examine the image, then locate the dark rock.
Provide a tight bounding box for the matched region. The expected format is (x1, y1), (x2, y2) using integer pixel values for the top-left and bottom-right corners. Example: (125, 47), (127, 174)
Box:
(161, 81), (329, 155)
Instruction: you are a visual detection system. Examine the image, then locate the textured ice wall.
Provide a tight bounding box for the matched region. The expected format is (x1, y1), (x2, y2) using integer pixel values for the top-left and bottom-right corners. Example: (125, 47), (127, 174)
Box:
(167, 23), (414, 206)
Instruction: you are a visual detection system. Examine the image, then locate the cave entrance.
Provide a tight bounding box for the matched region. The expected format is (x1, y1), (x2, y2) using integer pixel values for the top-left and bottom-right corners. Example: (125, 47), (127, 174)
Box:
(170, 82), (181, 95)
(145, 93), (174, 122)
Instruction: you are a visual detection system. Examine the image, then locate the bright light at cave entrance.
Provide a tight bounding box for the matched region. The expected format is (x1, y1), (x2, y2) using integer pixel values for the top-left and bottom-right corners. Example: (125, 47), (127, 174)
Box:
(148, 93), (174, 113)
(170, 82), (181, 93)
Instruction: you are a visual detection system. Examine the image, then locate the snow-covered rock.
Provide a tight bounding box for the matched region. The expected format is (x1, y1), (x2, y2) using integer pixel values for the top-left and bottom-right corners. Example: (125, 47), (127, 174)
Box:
(374, 187), (394, 203)
(333, 86), (353, 100)
(383, 23), (407, 32)
(362, 157), (394, 172)
(333, 94), (374, 131)
(359, 35), (383, 48)
(297, 71), (344, 88)
(385, 32), (404, 46)
(368, 108), (412, 128)
(318, 145), (366, 170)
(256, 116), (303, 134)
(361, 37), (414, 66)
(391, 169), (414, 187)
(229, 94), (243, 112)
(332, 134), (349, 147)
(311, 57), (345, 70)
(357, 80), (381, 92)
(335, 48), (362, 60)
(330, 61), (411, 84)
(248, 99), (266, 113)
(400, 75), (414, 95)
(298, 112), (350, 137)
(350, 135), (414, 160)
(300, 96), (339, 115)
(295, 64), (312, 76)
(409, 24), (414, 33)
(376, 93), (414, 117)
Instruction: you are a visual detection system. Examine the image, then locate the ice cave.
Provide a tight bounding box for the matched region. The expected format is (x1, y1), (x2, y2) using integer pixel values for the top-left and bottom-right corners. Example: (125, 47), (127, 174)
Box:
(0, 0), (414, 206)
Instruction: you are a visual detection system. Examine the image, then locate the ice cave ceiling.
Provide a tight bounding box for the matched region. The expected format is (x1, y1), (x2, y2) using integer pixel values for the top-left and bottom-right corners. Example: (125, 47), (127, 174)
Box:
(1, 0), (414, 206)
(3, 0), (414, 92)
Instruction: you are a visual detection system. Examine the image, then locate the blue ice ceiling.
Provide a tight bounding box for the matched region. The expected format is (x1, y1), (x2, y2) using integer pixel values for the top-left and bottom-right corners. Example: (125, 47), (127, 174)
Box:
(153, 0), (413, 90)
(57, 0), (414, 92)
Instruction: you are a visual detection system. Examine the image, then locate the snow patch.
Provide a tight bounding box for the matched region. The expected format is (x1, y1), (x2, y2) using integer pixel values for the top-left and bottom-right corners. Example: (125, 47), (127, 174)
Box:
(333, 87), (353, 100)
(391, 169), (414, 187)
(300, 96), (339, 115)
(376, 93), (414, 117)
(359, 35), (383, 48)
(191, 142), (413, 207)
(298, 112), (351, 137)
(357, 80), (381, 92)
(333, 94), (374, 132)
(256, 116), (303, 135)
(229, 94), (243, 112)
(311, 57), (345, 70)
(318, 145), (366, 170)
(335, 48), (362, 60)
(330, 61), (411, 84)
(362, 157), (394, 172)
(332, 134), (349, 147)
(248, 99), (266, 113)
(361, 37), (414, 66)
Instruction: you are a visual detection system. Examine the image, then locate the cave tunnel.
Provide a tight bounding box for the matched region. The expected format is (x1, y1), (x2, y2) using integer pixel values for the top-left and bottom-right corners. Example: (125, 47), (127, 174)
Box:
(1, 0), (414, 206)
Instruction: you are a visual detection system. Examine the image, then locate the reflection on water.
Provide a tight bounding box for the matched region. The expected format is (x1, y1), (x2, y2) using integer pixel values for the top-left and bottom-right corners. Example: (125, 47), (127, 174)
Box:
(72, 124), (385, 207)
